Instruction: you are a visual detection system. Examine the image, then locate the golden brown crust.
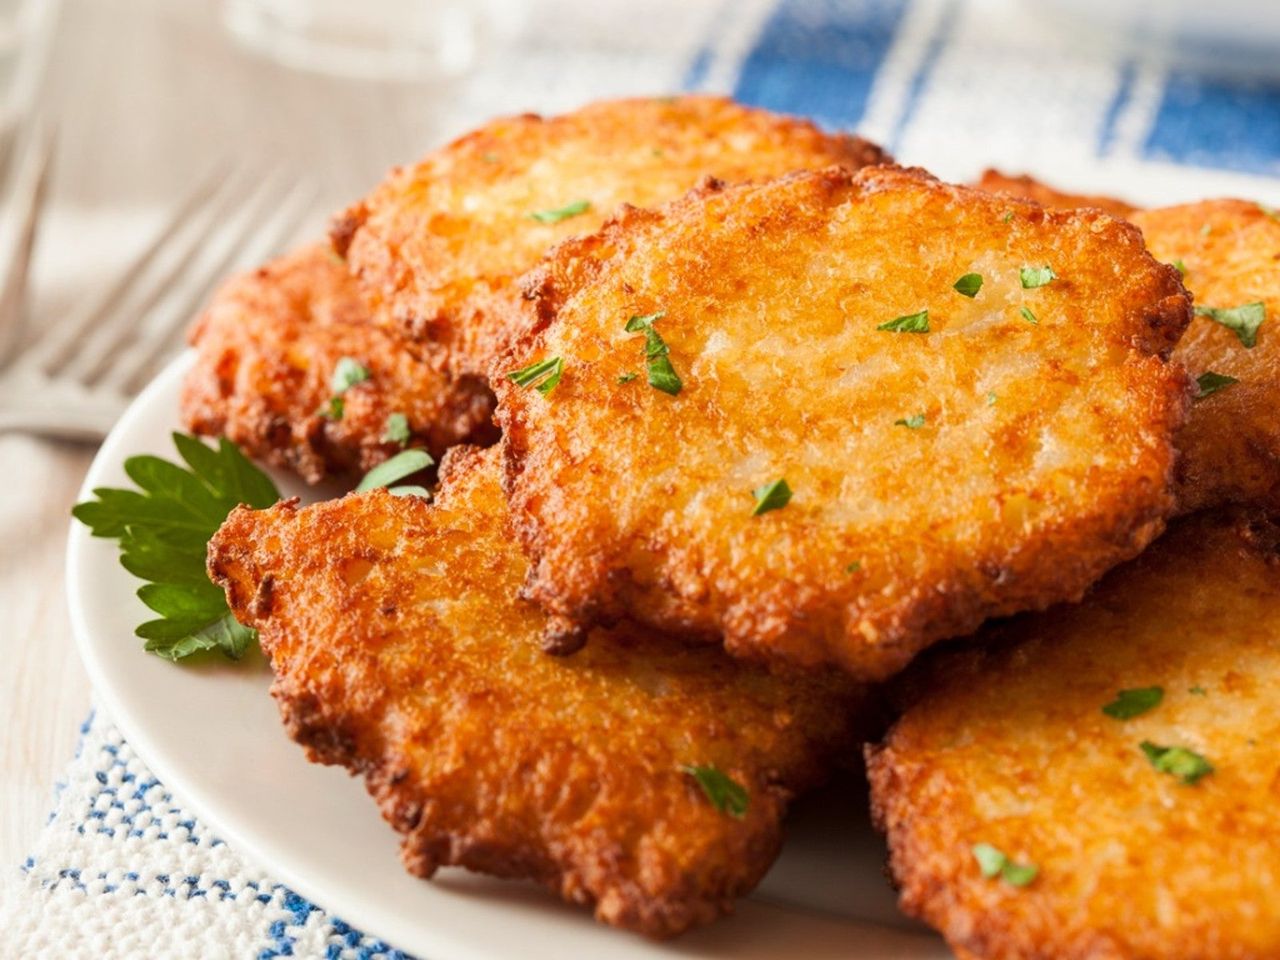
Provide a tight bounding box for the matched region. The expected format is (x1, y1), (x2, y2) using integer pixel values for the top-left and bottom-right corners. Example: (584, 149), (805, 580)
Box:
(336, 95), (888, 376)
(207, 446), (867, 938)
(975, 169), (1139, 219)
(1130, 200), (1280, 514)
(182, 243), (496, 483)
(495, 164), (1193, 679)
(867, 512), (1280, 960)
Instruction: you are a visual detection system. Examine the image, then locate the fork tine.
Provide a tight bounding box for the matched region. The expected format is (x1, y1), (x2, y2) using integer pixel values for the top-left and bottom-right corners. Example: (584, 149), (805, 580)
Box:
(104, 177), (317, 395)
(0, 119), (55, 367)
(19, 160), (234, 374)
(56, 166), (286, 385)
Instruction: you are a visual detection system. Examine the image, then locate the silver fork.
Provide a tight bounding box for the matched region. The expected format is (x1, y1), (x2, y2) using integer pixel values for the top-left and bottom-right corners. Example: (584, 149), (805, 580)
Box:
(0, 162), (316, 441)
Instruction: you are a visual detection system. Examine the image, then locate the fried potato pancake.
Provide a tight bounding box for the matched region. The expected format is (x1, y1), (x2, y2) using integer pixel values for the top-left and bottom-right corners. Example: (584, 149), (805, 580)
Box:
(1130, 200), (1280, 513)
(974, 175), (1280, 514)
(207, 446), (866, 938)
(333, 95), (887, 375)
(183, 243), (495, 483)
(975, 169), (1139, 218)
(495, 165), (1193, 679)
(867, 511), (1280, 960)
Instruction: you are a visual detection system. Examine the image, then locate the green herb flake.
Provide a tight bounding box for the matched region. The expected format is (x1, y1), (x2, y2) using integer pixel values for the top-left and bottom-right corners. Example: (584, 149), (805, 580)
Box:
(625, 312), (683, 396)
(1171, 258), (1187, 277)
(971, 844), (1038, 887)
(1002, 211), (1015, 224)
(617, 372), (639, 384)
(953, 273), (984, 298)
(331, 356), (371, 394)
(1195, 371), (1239, 400)
(877, 309), (930, 333)
(529, 199), (591, 224)
(355, 448), (434, 495)
(71, 433), (280, 663)
(1195, 302), (1266, 348)
(1020, 306), (1039, 325)
(1019, 265), (1057, 289)
(986, 391), (998, 406)
(681, 764), (748, 818)
(507, 356), (564, 396)
(1189, 685), (1208, 696)
(751, 478), (792, 516)
(1141, 741), (1214, 785)
(382, 412), (412, 447)
(895, 413), (926, 429)
(1102, 686), (1163, 720)
(319, 396), (345, 421)
(845, 561), (862, 573)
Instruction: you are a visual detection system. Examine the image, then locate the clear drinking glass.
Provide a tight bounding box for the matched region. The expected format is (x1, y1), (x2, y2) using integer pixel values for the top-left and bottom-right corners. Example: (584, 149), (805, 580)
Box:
(221, 0), (505, 82)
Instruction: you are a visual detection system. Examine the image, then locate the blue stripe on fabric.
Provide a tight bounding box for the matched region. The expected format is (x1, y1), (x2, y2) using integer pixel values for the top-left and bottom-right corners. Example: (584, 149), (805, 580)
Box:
(1096, 60), (1135, 156)
(887, 0), (958, 152)
(1143, 70), (1280, 175)
(733, 0), (910, 130)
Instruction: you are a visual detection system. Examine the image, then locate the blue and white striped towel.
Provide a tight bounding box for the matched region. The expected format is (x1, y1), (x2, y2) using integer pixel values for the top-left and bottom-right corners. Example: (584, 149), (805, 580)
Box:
(7, 1), (1280, 956)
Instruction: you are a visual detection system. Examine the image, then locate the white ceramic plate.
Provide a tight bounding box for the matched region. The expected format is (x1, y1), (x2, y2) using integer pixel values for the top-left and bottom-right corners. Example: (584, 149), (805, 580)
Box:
(67, 161), (1280, 960)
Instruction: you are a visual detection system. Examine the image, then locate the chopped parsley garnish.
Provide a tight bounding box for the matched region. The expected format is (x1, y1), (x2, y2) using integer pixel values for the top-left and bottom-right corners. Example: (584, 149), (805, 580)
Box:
(895, 413), (926, 429)
(382, 412), (411, 447)
(1141, 741), (1214, 785)
(1002, 211), (1015, 224)
(972, 844), (1038, 887)
(507, 356), (564, 396)
(1019, 265), (1057, 288)
(625, 312), (683, 396)
(1020, 306), (1039, 325)
(529, 199), (591, 224)
(1195, 371), (1238, 400)
(1102, 686), (1163, 719)
(320, 396), (345, 421)
(617, 372), (638, 384)
(953, 273), (983, 298)
(846, 561), (862, 573)
(71, 433), (280, 662)
(877, 309), (930, 333)
(1195, 302), (1265, 348)
(1189, 685), (1208, 696)
(1171, 259), (1187, 277)
(751, 478), (792, 516)
(355, 448), (434, 497)
(986, 391), (998, 406)
(331, 356), (370, 393)
(681, 764), (748, 818)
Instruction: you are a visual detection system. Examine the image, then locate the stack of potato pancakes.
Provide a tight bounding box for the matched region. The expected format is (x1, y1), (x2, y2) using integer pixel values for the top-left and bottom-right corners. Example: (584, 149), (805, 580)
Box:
(194, 95), (1280, 956)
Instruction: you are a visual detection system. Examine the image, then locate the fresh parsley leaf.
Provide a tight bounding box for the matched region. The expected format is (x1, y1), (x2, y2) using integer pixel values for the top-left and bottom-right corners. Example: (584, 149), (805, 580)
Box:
(617, 372), (638, 384)
(507, 356), (564, 396)
(845, 561), (862, 573)
(331, 356), (370, 393)
(681, 764), (748, 818)
(953, 273), (983, 298)
(1001, 211), (1014, 224)
(1102, 686), (1163, 719)
(1141, 741), (1214, 785)
(1019, 265), (1057, 288)
(71, 433), (279, 662)
(387, 484), (430, 499)
(319, 396), (344, 421)
(625, 312), (683, 396)
(1195, 371), (1238, 400)
(1189, 685), (1208, 696)
(972, 844), (1038, 887)
(1171, 258), (1187, 277)
(355, 449), (434, 494)
(895, 413), (926, 429)
(382, 412), (411, 447)
(1195, 302), (1265, 348)
(751, 478), (792, 516)
(986, 392), (998, 406)
(1020, 306), (1039, 325)
(529, 199), (591, 224)
(878, 309), (930, 333)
